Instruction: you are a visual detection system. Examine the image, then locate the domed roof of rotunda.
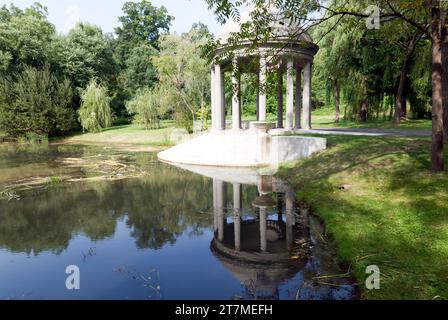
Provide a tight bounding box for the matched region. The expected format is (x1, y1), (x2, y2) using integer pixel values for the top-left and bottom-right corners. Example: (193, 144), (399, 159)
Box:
(219, 4), (314, 45)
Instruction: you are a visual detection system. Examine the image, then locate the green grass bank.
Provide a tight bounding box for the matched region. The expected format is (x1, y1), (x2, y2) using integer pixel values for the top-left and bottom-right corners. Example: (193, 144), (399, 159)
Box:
(64, 123), (177, 148)
(278, 134), (448, 300)
(311, 107), (432, 131)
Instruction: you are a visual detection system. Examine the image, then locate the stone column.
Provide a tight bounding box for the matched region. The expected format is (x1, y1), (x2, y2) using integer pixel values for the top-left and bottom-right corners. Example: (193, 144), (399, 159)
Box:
(285, 192), (295, 250)
(277, 67), (283, 129)
(254, 123), (272, 164)
(215, 64), (225, 130)
(216, 180), (226, 241)
(233, 183), (242, 251)
(213, 179), (218, 232)
(211, 66), (216, 130)
(238, 79), (242, 128)
(256, 73), (260, 121)
(286, 59), (294, 130)
(213, 64), (221, 131)
(295, 66), (302, 129)
(258, 56), (267, 121)
(232, 59), (241, 130)
(259, 206), (267, 252)
(220, 66), (226, 130)
(302, 61), (312, 130)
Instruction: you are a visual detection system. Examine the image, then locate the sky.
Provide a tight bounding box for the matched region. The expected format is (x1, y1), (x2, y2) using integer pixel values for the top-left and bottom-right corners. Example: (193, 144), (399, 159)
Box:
(0, 0), (222, 35)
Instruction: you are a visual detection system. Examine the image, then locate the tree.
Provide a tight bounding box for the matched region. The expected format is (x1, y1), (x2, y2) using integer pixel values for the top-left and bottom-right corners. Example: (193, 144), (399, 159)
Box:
(59, 23), (119, 91)
(313, 7), (426, 123)
(426, 0), (445, 171)
(153, 26), (211, 132)
(78, 80), (112, 133)
(112, 0), (173, 117)
(0, 3), (57, 73)
(393, 33), (423, 123)
(123, 43), (158, 94)
(126, 88), (163, 129)
(114, 0), (173, 63)
(313, 17), (357, 122)
(0, 66), (76, 138)
(0, 50), (12, 72)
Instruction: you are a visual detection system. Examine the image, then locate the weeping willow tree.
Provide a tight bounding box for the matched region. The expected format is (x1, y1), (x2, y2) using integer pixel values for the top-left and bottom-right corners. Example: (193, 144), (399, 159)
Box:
(78, 80), (112, 133)
(408, 39), (432, 119)
(152, 25), (211, 132)
(312, 16), (361, 122)
(312, 7), (426, 123)
(126, 88), (162, 130)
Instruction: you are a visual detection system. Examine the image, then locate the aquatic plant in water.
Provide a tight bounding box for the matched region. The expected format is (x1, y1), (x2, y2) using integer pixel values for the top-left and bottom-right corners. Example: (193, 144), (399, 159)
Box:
(113, 267), (162, 299)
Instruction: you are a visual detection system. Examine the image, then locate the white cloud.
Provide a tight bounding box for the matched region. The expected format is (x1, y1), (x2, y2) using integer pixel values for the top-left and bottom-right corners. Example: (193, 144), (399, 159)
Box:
(64, 5), (81, 33)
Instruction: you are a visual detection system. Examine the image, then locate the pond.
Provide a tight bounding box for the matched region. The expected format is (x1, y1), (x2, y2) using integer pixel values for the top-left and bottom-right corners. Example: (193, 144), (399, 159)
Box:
(0, 144), (356, 300)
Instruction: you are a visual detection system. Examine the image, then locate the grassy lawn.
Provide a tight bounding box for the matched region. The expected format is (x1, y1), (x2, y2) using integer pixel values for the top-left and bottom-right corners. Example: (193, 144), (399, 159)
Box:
(278, 135), (448, 299)
(241, 114), (279, 122)
(240, 108), (432, 131)
(312, 107), (432, 131)
(65, 122), (177, 147)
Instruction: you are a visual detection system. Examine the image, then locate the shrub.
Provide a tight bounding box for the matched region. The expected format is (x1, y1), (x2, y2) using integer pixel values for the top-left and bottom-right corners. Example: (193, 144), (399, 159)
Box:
(195, 104), (211, 130)
(78, 80), (112, 132)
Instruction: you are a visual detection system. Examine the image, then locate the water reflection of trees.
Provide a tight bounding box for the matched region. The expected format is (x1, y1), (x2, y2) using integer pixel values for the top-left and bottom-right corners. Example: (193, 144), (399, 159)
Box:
(0, 160), (213, 254)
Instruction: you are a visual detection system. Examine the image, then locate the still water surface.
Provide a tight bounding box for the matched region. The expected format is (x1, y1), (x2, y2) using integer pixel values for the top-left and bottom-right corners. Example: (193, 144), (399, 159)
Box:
(0, 144), (356, 300)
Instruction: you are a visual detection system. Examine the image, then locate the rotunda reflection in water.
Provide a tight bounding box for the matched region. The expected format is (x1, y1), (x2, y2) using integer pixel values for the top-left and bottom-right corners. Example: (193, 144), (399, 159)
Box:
(162, 163), (357, 300)
(210, 175), (312, 300)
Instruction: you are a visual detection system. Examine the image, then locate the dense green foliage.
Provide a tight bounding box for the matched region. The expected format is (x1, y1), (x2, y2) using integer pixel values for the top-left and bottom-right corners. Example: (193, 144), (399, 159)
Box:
(59, 23), (119, 91)
(312, 3), (432, 122)
(0, 66), (75, 138)
(0, 1), (174, 137)
(0, 3), (56, 72)
(112, 0), (174, 119)
(114, 0), (173, 62)
(152, 24), (212, 132)
(78, 80), (112, 133)
(123, 44), (158, 94)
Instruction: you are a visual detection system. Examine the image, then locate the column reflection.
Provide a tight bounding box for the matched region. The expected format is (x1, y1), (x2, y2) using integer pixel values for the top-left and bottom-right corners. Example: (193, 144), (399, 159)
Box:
(210, 176), (310, 300)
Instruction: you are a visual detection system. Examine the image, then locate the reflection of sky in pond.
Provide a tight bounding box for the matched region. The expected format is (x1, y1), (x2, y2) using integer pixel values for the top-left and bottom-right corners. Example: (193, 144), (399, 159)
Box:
(0, 144), (356, 300)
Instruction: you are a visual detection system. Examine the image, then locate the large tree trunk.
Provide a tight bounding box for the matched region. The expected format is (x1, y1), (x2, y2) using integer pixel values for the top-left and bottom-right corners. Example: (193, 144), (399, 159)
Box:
(394, 74), (407, 123)
(394, 35), (419, 124)
(442, 11), (448, 137)
(360, 99), (368, 122)
(401, 88), (407, 118)
(428, 0), (445, 171)
(333, 79), (340, 123)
